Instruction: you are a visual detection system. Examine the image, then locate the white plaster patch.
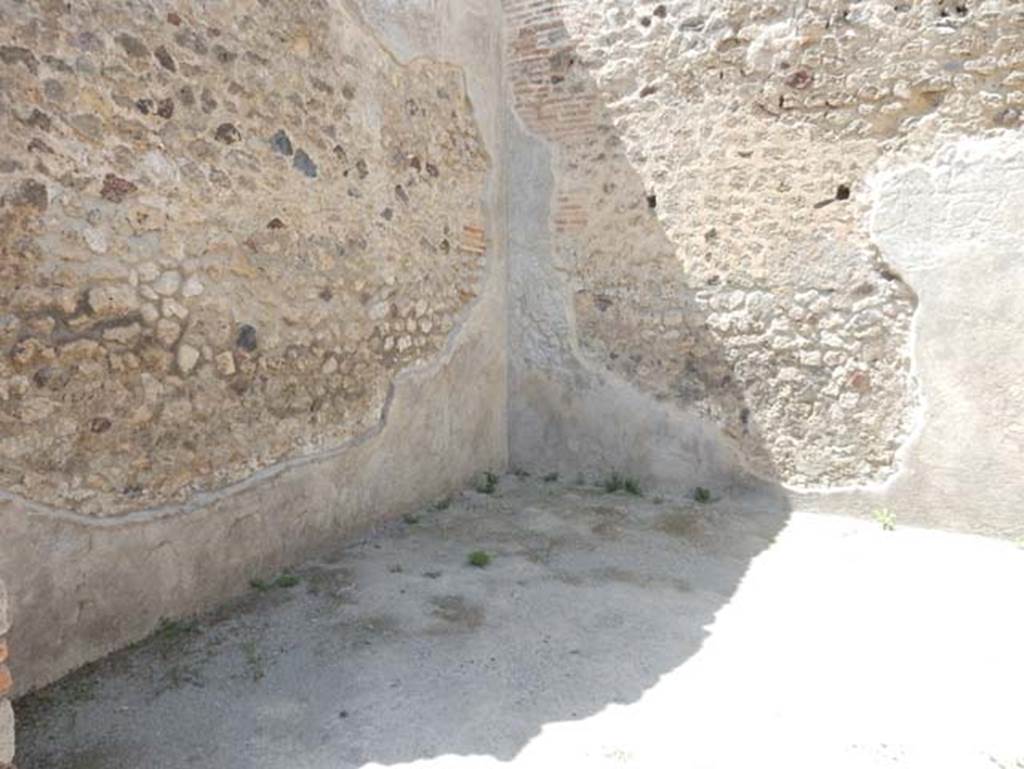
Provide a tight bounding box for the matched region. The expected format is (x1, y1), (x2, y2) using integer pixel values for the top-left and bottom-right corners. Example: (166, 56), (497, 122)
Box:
(826, 130), (1024, 507)
(869, 132), (1024, 273)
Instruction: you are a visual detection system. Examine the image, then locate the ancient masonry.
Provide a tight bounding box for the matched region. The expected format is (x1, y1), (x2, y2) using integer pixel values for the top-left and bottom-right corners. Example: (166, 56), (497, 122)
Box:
(505, 0), (1023, 486)
(0, 0), (489, 515)
(3, 0), (1024, 752)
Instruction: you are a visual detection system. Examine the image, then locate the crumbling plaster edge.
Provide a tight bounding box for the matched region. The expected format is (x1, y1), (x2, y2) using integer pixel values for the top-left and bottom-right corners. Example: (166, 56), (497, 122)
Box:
(783, 128), (1016, 499)
(0, 280), (497, 528)
(502, 86), (979, 494)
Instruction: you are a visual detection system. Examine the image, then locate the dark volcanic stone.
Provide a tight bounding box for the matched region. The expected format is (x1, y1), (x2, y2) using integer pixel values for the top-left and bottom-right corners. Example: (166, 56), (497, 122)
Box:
(270, 129), (293, 156)
(215, 122), (241, 144)
(157, 98), (174, 119)
(154, 45), (177, 72)
(236, 324), (258, 352)
(100, 173), (137, 203)
(293, 149), (317, 178)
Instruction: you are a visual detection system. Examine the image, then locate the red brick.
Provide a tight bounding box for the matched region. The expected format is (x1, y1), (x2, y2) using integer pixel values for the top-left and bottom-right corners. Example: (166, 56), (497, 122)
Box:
(0, 664), (11, 697)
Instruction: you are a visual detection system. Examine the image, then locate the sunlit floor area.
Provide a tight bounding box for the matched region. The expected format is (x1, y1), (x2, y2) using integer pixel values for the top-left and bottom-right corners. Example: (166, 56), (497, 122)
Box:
(17, 478), (1024, 769)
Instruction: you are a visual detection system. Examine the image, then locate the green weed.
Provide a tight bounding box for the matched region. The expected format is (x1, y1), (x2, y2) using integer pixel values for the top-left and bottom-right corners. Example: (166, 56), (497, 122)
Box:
(467, 550), (491, 568)
(872, 507), (896, 531)
(475, 472), (498, 494)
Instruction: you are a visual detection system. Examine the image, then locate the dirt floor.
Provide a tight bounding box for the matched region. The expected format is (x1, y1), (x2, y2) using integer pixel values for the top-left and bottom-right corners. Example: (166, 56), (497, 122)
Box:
(15, 476), (1024, 768)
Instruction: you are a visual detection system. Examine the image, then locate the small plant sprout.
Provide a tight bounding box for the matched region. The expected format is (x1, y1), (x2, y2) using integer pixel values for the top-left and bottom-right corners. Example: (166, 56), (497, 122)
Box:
(274, 572), (300, 588)
(250, 571), (300, 591)
(605, 473), (642, 494)
(475, 471), (498, 494)
(873, 507), (896, 531)
(694, 487), (712, 503)
(604, 473), (624, 493)
(154, 617), (198, 640)
(467, 550), (491, 568)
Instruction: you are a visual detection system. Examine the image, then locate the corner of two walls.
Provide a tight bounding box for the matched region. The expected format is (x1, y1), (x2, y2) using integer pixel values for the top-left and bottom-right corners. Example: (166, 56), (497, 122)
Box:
(5, 0), (1024, 702)
(505, 113), (759, 499)
(502, 0), (1024, 540)
(503, 0), (767, 502)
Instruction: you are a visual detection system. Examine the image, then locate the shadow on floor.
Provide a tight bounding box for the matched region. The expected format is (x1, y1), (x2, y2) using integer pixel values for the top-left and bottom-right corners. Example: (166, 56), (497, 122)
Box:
(17, 6), (804, 765)
(16, 477), (790, 768)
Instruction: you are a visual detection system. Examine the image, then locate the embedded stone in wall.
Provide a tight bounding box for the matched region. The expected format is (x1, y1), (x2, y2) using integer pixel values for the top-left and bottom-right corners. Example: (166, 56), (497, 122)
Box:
(505, 0), (1024, 487)
(0, 0), (490, 515)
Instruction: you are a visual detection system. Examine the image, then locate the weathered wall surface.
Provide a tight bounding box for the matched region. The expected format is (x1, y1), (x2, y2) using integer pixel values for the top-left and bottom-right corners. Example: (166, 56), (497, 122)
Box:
(0, 0), (488, 515)
(505, 0), (1024, 534)
(0, 580), (12, 766)
(4, 0), (1023, 699)
(506, 113), (764, 495)
(1, 0), (506, 693)
(809, 132), (1024, 537)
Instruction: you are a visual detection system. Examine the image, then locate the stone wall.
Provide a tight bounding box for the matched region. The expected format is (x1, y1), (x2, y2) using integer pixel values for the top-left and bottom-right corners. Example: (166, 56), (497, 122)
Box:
(1, 0), (489, 516)
(1, 0), (507, 693)
(505, 0), (1024, 536)
(3, 0), (1023, 701)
